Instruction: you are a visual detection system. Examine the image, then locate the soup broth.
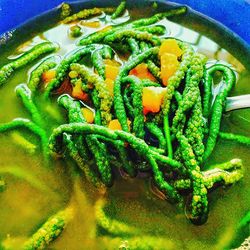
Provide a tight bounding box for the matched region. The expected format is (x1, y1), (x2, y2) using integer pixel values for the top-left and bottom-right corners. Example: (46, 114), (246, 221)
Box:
(0, 3), (249, 250)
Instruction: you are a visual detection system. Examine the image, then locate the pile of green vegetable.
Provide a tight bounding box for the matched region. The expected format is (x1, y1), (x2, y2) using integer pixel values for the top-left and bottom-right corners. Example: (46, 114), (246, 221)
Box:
(0, 1), (249, 249)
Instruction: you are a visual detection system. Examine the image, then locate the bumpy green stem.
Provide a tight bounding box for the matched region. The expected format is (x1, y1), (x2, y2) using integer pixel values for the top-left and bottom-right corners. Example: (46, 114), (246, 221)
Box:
(0, 118), (49, 161)
(172, 53), (206, 136)
(49, 123), (182, 170)
(177, 134), (208, 224)
(62, 7), (103, 23)
(15, 84), (44, 127)
(127, 38), (140, 56)
(163, 116), (173, 158)
(174, 160), (243, 190)
(219, 132), (250, 146)
(104, 29), (161, 46)
(44, 45), (94, 98)
(91, 45), (114, 79)
(111, 1), (126, 19)
(0, 42), (58, 87)
(28, 56), (57, 92)
(122, 76), (144, 138)
(58, 94), (89, 158)
(70, 63), (113, 125)
(145, 122), (166, 150)
(136, 25), (166, 35)
(63, 133), (104, 189)
(58, 95), (107, 188)
(185, 95), (205, 164)
(23, 207), (73, 250)
(114, 47), (159, 132)
(79, 7), (186, 45)
(203, 64), (236, 160)
(131, 7), (187, 27)
(162, 41), (194, 115)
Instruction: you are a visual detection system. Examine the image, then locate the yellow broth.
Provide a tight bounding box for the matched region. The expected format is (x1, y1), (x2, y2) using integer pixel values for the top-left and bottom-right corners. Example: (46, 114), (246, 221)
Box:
(0, 7), (249, 250)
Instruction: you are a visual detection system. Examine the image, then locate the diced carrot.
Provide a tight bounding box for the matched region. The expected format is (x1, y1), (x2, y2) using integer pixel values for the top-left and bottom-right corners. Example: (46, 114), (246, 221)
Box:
(72, 81), (89, 101)
(42, 69), (56, 84)
(81, 108), (95, 123)
(105, 78), (114, 96)
(80, 21), (101, 28)
(108, 119), (131, 131)
(159, 39), (183, 58)
(105, 64), (120, 80)
(104, 59), (121, 67)
(129, 63), (156, 81)
(160, 53), (179, 86)
(142, 86), (167, 115)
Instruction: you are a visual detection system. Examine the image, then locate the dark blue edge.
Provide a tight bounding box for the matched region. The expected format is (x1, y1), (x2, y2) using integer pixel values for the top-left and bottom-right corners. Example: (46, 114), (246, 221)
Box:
(0, 0), (250, 68)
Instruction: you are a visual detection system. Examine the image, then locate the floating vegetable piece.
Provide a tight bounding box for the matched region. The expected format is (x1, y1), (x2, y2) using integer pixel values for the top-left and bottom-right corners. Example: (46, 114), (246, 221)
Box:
(80, 20), (101, 28)
(108, 119), (131, 131)
(42, 69), (56, 84)
(143, 86), (167, 114)
(69, 25), (82, 38)
(129, 63), (156, 81)
(160, 53), (179, 86)
(81, 107), (95, 123)
(61, 3), (71, 19)
(71, 81), (89, 101)
(105, 78), (114, 96)
(105, 63), (120, 81)
(159, 39), (183, 57)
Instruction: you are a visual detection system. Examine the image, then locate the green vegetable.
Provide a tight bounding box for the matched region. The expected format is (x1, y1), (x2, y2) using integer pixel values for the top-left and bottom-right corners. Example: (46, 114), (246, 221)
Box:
(162, 41), (194, 115)
(219, 132), (250, 146)
(69, 25), (82, 38)
(91, 45), (114, 79)
(28, 56), (57, 92)
(172, 53), (206, 136)
(111, 1), (126, 19)
(15, 84), (44, 127)
(70, 63), (113, 125)
(0, 118), (48, 161)
(23, 207), (73, 250)
(114, 47), (159, 132)
(44, 45), (94, 98)
(145, 122), (166, 150)
(60, 3), (71, 19)
(79, 7), (186, 45)
(104, 29), (161, 46)
(177, 134), (208, 224)
(62, 7), (103, 23)
(0, 42), (58, 87)
(203, 64), (236, 160)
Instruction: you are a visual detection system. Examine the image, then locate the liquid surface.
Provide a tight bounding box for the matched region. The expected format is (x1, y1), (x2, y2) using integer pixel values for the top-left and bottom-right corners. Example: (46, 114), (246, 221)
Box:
(0, 6), (249, 250)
